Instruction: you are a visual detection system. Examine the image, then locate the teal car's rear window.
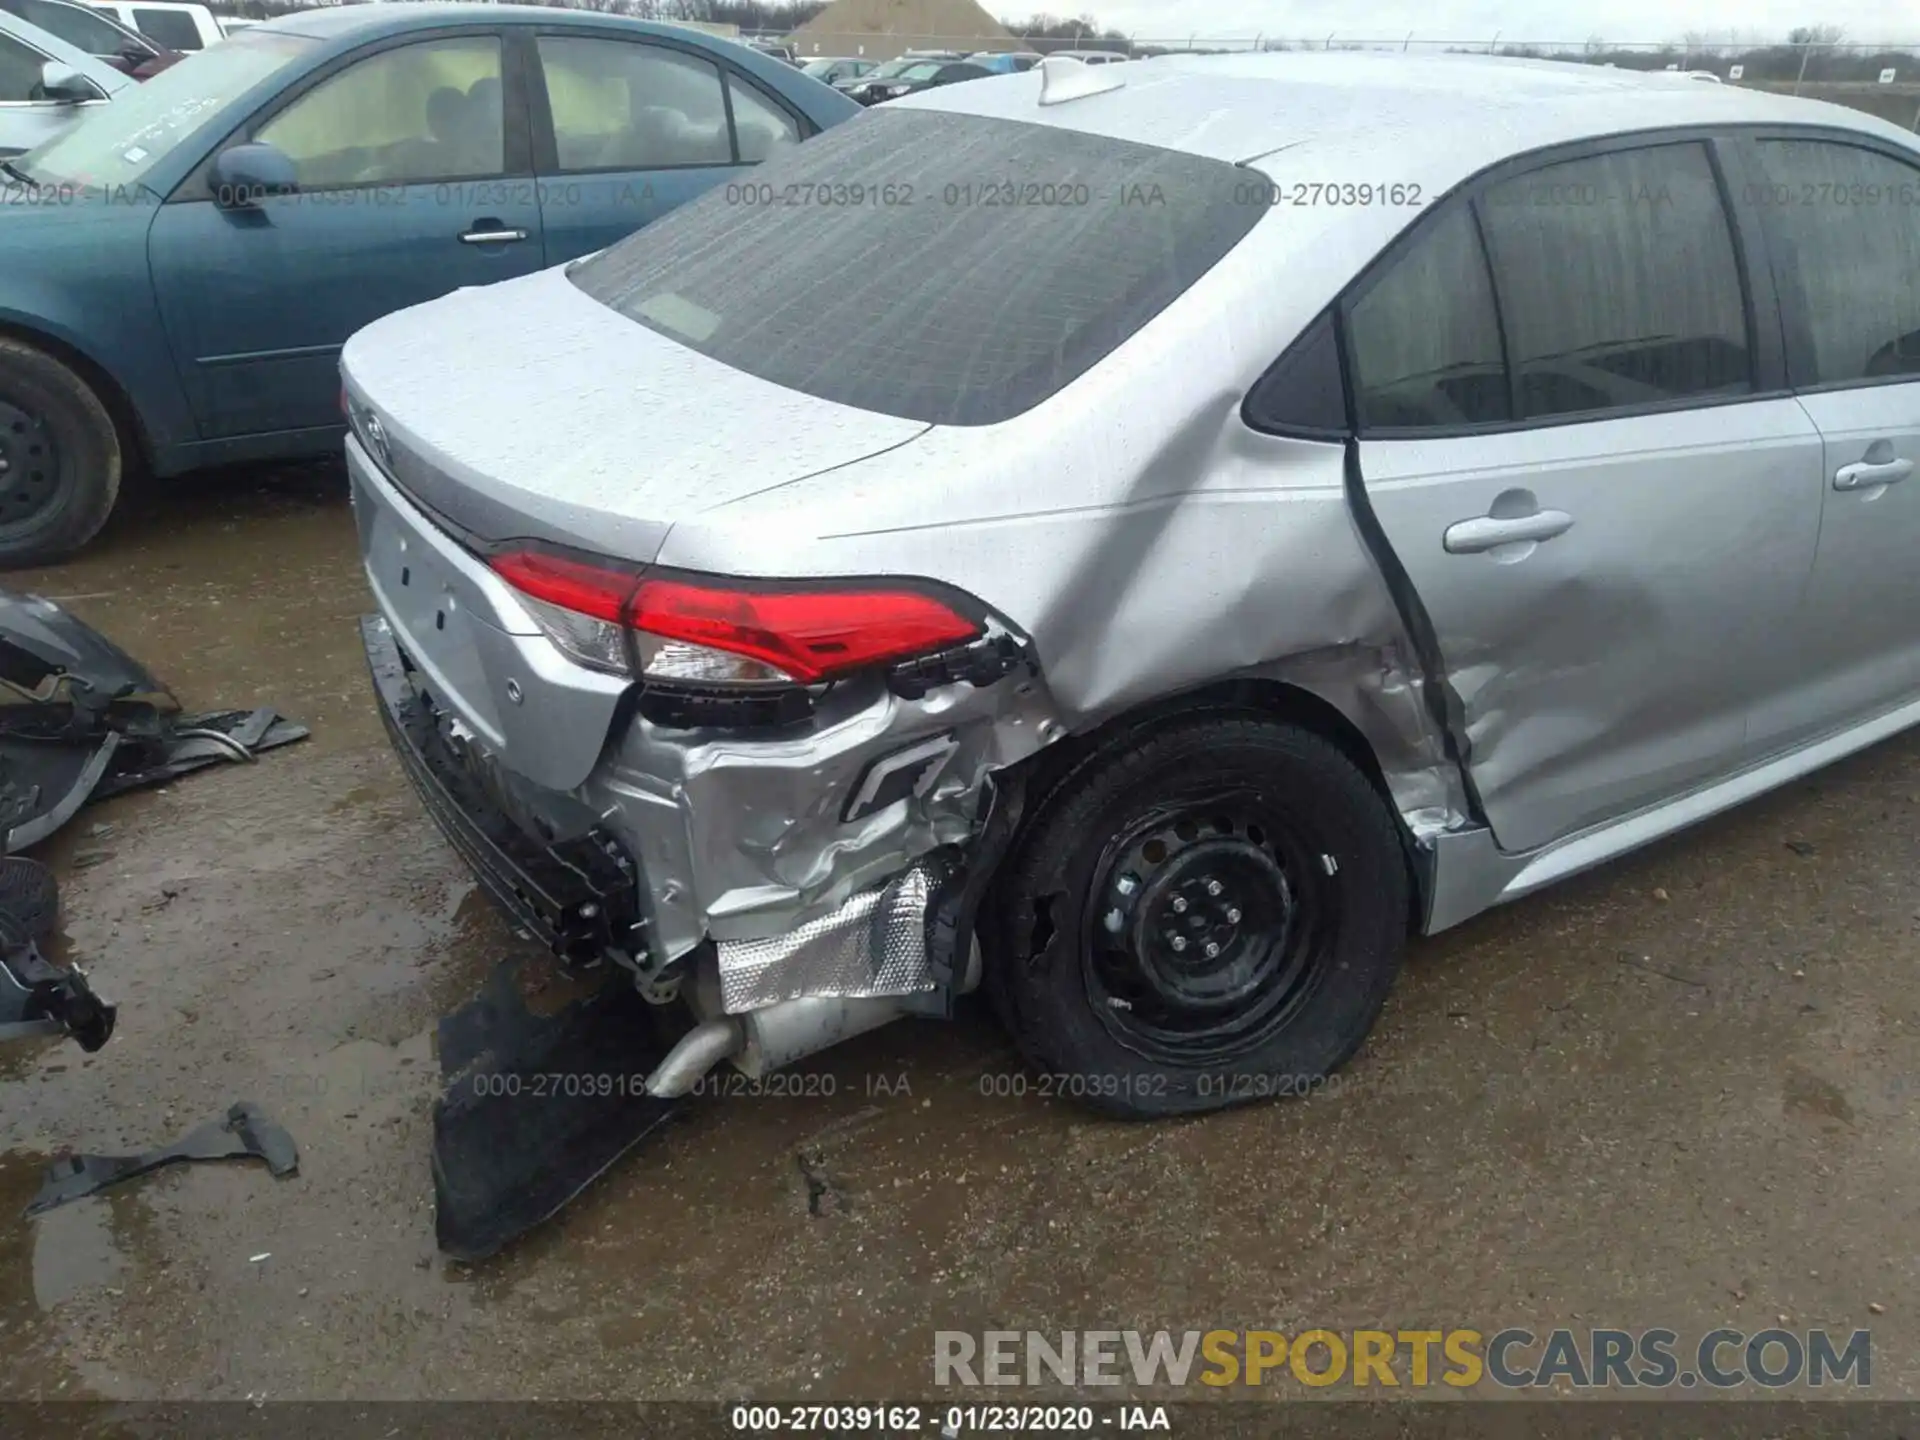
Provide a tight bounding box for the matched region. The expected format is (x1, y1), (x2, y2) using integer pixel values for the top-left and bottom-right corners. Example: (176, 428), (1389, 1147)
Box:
(568, 109), (1264, 426)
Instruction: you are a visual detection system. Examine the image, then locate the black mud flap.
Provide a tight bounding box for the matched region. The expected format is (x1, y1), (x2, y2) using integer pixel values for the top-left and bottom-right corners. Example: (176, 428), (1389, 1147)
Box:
(432, 956), (685, 1262)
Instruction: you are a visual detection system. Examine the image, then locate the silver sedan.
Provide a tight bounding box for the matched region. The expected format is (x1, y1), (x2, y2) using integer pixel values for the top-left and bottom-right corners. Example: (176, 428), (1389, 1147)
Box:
(0, 8), (127, 158)
(342, 51), (1920, 1115)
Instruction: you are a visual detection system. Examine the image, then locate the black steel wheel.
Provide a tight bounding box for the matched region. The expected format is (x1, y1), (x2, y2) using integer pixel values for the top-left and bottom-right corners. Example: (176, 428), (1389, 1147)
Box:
(0, 338), (122, 568)
(987, 713), (1409, 1117)
(0, 398), (61, 528)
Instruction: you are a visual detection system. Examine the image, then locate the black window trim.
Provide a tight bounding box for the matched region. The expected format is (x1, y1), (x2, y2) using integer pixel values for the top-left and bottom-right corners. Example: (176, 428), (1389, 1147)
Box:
(164, 24), (531, 204)
(1725, 125), (1920, 399)
(520, 25), (813, 181)
(1243, 123), (1796, 443)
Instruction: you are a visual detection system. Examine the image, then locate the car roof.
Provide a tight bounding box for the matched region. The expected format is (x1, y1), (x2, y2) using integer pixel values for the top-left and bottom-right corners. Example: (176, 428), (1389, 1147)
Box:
(264, 2), (742, 46)
(890, 49), (1920, 164)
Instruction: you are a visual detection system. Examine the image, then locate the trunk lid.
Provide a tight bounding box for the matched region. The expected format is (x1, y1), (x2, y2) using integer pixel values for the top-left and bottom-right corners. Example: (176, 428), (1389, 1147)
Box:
(338, 263), (931, 565)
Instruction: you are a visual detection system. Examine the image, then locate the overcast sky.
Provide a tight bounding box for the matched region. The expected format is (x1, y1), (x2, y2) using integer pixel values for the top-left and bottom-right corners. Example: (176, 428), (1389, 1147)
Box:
(1063, 0), (1920, 45)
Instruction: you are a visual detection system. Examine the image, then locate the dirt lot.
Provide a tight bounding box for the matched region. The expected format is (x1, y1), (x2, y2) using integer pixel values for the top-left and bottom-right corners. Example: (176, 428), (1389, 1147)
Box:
(0, 466), (1916, 1405)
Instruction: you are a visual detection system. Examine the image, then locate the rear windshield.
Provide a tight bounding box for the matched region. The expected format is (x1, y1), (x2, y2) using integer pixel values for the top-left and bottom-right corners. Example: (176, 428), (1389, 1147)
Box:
(568, 109), (1264, 425)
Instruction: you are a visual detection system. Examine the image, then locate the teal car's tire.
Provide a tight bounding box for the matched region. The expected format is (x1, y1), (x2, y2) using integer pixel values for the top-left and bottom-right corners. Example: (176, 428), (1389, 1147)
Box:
(0, 338), (121, 569)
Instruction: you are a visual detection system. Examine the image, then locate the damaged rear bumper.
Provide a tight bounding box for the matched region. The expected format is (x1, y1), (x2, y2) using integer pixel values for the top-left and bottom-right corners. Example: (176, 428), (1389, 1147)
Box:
(365, 614), (651, 968)
(362, 615), (1008, 1040)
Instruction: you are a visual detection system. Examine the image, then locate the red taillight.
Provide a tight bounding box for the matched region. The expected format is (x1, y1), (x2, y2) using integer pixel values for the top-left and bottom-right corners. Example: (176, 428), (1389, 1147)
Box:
(490, 549), (637, 624)
(487, 550), (981, 686)
(629, 577), (980, 684)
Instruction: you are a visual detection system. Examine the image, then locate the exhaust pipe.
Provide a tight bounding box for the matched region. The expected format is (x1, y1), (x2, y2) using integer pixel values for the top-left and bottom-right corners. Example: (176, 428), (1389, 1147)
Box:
(642, 1016), (743, 1097)
(643, 938), (983, 1097)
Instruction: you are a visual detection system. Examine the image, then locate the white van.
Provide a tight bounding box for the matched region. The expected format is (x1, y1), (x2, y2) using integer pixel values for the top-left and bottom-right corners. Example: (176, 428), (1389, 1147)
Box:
(86, 0), (219, 51)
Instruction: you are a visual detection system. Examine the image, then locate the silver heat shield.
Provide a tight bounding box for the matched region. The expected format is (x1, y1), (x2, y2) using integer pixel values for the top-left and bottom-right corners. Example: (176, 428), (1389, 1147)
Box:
(715, 861), (942, 1013)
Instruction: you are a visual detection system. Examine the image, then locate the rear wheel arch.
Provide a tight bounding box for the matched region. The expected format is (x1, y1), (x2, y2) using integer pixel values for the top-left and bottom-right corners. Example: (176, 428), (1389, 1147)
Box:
(1021, 676), (1407, 832)
(984, 675), (1425, 956)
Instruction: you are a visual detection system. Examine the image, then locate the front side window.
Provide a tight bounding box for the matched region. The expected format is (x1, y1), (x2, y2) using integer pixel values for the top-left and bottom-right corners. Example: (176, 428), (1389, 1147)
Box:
(1477, 143), (1751, 420)
(570, 108), (1263, 425)
(132, 8), (201, 51)
(256, 36), (503, 190)
(0, 30), (45, 101)
(1347, 204), (1510, 429)
(537, 37), (730, 173)
(1752, 139), (1920, 385)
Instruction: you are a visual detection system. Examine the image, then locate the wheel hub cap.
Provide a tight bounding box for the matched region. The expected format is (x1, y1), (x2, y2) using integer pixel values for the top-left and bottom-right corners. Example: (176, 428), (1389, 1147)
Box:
(1083, 797), (1339, 1065)
(1125, 840), (1291, 1013)
(0, 399), (59, 528)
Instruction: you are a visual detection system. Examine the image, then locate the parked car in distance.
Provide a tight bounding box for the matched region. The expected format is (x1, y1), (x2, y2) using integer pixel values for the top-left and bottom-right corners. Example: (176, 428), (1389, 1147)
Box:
(743, 37), (795, 65)
(843, 57), (988, 103)
(0, 6), (128, 155)
(967, 50), (1040, 73)
(88, 0), (223, 52)
(829, 54), (908, 89)
(0, 0), (177, 75)
(344, 51), (1920, 1121)
(1064, 49), (1130, 64)
(0, 2), (859, 564)
(800, 54), (871, 85)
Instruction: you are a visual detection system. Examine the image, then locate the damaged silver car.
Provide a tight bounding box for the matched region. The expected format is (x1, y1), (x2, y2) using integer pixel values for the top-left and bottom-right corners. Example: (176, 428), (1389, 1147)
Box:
(344, 52), (1920, 1117)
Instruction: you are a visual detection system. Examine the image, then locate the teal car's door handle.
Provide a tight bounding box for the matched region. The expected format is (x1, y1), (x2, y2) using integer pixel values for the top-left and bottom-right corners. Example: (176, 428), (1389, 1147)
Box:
(459, 222), (528, 245)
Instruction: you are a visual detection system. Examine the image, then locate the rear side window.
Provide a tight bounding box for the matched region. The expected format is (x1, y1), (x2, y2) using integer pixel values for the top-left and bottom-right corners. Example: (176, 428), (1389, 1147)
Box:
(1347, 205), (1510, 429)
(1751, 139), (1920, 385)
(537, 37), (731, 173)
(1477, 143), (1751, 420)
(568, 109), (1264, 425)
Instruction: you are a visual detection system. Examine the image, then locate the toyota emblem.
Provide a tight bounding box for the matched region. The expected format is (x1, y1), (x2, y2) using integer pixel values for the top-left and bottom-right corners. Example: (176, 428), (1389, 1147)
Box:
(363, 411), (391, 469)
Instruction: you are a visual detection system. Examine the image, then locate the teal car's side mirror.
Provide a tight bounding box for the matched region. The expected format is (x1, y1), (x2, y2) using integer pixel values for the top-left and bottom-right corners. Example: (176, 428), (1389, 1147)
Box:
(210, 142), (298, 209)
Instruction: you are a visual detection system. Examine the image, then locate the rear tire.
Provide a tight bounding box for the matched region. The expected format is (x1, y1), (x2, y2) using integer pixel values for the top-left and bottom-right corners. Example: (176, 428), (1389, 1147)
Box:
(985, 713), (1409, 1118)
(0, 338), (122, 569)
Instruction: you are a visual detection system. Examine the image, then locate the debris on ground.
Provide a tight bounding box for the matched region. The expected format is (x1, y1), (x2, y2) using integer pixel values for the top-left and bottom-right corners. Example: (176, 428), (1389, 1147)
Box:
(0, 854), (112, 1051)
(24, 1101), (298, 1217)
(432, 956), (680, 1262)
(0, 589), (308, 852)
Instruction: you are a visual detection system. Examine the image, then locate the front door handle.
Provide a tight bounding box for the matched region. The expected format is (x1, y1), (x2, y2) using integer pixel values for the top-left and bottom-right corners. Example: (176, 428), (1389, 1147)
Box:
(1443, 509), (1575, 555)
(459, 222), (528, 245)
(1834, 458), (1914, 491)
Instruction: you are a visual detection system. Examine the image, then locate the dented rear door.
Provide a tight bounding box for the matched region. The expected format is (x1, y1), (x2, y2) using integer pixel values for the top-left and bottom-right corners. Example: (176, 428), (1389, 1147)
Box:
(1346, 138), (1823, 856)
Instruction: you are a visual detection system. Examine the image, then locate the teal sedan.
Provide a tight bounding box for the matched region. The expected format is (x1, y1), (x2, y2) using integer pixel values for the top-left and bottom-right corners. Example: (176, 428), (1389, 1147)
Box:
(0, 3), (858, 564)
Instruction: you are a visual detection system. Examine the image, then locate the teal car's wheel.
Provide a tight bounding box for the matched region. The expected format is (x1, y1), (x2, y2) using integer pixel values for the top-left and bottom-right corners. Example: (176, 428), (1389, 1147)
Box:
(0, 338), (121, 569)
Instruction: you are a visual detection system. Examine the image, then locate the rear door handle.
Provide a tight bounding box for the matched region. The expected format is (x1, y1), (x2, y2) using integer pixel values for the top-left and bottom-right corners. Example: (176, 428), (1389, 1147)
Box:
(1443, 509), (1575, 554)
(1834, 458), (1914, 491)
(459, 223), (528, 245)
